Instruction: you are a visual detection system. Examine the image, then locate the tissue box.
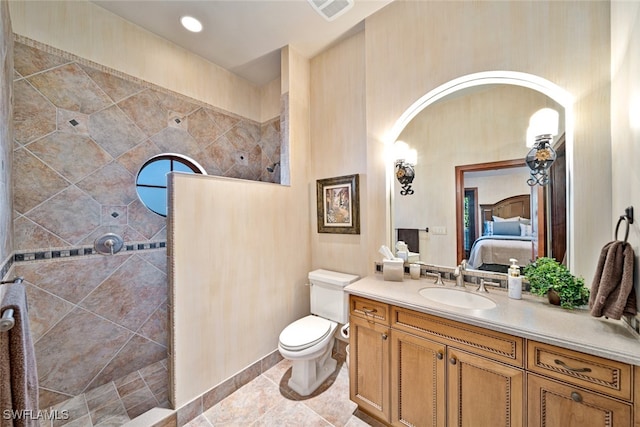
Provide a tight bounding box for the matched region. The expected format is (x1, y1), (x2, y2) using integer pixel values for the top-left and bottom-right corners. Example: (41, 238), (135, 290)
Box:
(383, 258), (404, 282)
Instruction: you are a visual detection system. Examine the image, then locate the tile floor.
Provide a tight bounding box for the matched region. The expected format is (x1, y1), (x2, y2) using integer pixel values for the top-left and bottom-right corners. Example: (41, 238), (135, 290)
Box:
(182, 358), (383, 427)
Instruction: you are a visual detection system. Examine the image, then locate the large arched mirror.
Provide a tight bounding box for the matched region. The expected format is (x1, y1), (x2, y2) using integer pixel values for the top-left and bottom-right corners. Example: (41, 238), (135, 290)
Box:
(388, 72), (573, 272)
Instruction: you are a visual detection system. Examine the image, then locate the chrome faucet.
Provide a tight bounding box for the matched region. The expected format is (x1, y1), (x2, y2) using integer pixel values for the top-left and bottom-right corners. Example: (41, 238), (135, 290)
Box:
(454, 260), (467, 287)
(425, 272), (445, 286)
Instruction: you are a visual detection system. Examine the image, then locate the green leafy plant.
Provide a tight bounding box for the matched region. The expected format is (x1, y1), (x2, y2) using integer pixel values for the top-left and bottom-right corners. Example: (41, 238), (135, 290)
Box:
(523, 257), (589, 309)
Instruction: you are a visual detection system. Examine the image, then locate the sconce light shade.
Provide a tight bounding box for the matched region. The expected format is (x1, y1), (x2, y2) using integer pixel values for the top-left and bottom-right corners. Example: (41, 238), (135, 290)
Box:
(394, 141), (416, 196)
(525, 108), (559, 186)
(529, 108), (559, 138)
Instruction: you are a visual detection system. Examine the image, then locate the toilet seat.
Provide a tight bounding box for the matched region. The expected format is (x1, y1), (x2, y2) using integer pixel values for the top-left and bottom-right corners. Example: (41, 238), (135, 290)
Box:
(279, 315), (332, 351)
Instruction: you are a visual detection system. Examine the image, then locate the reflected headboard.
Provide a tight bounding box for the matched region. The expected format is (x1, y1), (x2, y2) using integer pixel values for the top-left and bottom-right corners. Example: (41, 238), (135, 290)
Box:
(480, 194), (530, 222)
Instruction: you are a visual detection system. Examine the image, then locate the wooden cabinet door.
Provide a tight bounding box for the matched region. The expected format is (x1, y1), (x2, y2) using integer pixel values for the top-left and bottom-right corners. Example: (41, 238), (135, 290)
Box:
(528, 373), (632, 427)
(447, 348), (524, 427)
(390, 329), (446, 427)
(349, 315), (390, 422)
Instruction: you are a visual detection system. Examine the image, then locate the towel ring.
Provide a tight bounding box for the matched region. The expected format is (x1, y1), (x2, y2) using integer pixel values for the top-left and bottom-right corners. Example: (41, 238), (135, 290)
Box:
(615, 215), (630, 244)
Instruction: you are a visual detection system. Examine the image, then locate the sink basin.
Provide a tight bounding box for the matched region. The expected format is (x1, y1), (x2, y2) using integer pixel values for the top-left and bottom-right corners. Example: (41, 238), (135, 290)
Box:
(418, 287), (497, 310)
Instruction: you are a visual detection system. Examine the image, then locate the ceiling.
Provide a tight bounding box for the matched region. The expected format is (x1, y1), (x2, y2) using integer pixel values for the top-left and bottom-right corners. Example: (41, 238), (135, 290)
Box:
(91, 0), (393, 86)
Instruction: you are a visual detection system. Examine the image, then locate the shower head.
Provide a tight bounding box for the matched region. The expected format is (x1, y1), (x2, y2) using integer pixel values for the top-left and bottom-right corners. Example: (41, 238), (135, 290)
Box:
(266, 161), (280, 173)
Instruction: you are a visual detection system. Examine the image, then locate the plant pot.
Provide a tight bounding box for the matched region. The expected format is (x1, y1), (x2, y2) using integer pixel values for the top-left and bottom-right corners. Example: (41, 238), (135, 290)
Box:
(547, 289), (561, 306)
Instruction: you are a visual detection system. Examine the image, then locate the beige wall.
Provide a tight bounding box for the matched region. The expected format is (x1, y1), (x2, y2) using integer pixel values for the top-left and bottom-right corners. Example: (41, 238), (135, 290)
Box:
(8, 0), (266, 122)
(169, 46), (311, 407)
(309, 31), (369, 277)
(611, 1), (640, 312)
(359, 1), (612, 282)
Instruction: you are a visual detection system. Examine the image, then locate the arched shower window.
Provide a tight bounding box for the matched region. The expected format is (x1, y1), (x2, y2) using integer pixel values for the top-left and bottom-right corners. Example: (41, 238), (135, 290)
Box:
(136, 153), (206, 217)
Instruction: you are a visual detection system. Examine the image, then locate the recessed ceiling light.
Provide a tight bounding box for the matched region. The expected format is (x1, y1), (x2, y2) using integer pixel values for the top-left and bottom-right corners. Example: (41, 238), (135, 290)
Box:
(180, 16), (203, 33)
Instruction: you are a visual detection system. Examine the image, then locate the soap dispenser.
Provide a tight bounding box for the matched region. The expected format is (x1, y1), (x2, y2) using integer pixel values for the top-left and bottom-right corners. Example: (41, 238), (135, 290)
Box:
(508, 258), (522, 300)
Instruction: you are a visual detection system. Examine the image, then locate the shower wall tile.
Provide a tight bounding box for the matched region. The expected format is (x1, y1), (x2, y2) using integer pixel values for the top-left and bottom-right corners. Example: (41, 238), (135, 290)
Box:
(26, 186), (101, 245)
(23, 282), (74, 341)
(150, 127), (200, 160)
(187, 108), (227, 147)
(12, 216), (68, 251)
(126, 199), (167, 240)
(138, 302), (168, 347)
(76, 161), (137, 206)
(200, 135), (236, 174)
(79, 255), (166, 331)
(138, 250), (167, 273)
(88, 105), (146, 157)
(14, 255), (131, 304)
(27, 63), (112, 114)
(13, 42), (69, 77)
(26, 131), (112, 183)
(87, 334), (166, 392)
(35, 307), (132, 396)
(12, 79), (57, 145)
(13, 147), (69, 214)
(78, 64), (144, 104)
(116, 139), (162, 175)
(57, 109), (90, 136)
(117, 89), (171, 137)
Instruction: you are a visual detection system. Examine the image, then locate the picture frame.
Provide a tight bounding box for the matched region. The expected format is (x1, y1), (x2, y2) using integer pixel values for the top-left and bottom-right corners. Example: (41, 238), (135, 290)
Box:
(316, 174), (360, 234)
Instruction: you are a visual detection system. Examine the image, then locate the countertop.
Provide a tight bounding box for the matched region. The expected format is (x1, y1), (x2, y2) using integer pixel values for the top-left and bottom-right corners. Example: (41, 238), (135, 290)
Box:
(345, 274), (640, 366)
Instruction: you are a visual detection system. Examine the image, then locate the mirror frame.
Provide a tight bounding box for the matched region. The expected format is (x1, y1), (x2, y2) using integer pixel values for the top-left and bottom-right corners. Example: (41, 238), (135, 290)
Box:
(386, 71), (575, 271)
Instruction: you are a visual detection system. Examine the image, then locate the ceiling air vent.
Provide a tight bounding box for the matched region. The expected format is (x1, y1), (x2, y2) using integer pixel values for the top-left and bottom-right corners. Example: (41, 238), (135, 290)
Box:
(308, 0), (354, 21)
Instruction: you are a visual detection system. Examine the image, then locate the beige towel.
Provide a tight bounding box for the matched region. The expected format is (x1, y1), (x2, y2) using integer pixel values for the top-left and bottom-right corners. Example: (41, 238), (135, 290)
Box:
(0, 283), (39, 427)
(589, 240), (637, 320)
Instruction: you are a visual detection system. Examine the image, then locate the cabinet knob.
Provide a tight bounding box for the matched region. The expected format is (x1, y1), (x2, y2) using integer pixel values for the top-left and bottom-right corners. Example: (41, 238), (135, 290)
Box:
(449, 357), (457, 365)
(382, 333), (388, 340)
(570, 392), (582, 403)
(436, 351), (444, 360)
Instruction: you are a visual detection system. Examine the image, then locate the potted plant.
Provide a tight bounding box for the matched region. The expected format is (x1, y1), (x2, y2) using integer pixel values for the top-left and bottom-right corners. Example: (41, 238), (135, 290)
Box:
(523, 257), (589, 309)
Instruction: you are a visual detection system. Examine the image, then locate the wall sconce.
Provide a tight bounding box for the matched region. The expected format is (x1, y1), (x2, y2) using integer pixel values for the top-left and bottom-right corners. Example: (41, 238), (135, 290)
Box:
(394, 141), (417, 195)
(525, 108), (559, 186)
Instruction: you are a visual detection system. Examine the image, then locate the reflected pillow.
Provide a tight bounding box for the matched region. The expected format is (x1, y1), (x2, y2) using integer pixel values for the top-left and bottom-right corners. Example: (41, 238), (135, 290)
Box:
(483, 221), (494, 236)
(519, 218), (531, 225)
(493, 215), (520, 222)
(492, 220), (521, 236)
(520, 223), (533, 237)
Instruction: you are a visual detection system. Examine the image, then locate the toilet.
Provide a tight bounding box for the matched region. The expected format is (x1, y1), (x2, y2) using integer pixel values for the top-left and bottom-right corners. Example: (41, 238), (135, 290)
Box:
(278, 269), (359, 396)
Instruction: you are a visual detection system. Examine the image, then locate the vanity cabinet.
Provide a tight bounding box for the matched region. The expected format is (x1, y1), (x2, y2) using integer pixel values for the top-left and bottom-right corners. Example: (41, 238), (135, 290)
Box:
(349, 297), (391, 421)
(348, 295), (638, 427)
(527, 341), (634, 427)
(350, 296), (524, 426)
(391, 306), (524, 427)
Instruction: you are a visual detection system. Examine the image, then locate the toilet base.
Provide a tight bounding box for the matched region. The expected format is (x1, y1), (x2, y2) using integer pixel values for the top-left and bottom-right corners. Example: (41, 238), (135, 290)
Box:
(287, 339), (337, 396)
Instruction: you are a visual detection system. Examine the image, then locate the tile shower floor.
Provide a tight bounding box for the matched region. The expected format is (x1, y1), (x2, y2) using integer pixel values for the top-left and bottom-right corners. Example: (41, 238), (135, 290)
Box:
(183, 359), (382, 427)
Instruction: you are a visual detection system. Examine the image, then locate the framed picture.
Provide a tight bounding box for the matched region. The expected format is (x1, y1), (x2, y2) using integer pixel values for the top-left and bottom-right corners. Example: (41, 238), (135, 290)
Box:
(316, 174), (360, 234)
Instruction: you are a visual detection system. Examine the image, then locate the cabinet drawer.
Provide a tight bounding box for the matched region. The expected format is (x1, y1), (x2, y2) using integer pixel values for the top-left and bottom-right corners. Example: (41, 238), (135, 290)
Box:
(527, 340), (632, 401)
(391, 307), (524, 367)
(349, 296), (390, 325)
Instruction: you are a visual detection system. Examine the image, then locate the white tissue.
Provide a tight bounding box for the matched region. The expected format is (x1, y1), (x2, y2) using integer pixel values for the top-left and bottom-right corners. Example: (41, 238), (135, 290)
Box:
(379, 245), (395, 260)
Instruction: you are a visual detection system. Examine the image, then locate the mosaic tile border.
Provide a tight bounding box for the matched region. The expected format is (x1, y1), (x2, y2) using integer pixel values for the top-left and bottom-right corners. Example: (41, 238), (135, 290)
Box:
(0, 253), (13, 280)
(13, 241), (166, 262)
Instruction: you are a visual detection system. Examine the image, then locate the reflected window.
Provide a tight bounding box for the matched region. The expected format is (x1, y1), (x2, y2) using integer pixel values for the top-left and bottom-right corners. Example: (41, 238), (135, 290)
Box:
(136, 153), (206, 217)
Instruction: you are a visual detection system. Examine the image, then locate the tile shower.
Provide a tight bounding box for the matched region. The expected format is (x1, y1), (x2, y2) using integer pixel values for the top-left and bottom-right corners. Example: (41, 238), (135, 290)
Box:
(7, 36), (282, 420)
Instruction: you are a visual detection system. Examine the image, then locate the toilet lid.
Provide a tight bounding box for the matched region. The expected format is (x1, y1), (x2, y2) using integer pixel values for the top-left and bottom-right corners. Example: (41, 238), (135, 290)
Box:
(279, 315), (332, 351)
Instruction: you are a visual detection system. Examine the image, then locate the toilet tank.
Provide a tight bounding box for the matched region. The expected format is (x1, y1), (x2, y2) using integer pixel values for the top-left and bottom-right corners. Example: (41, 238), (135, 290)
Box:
(309, 269), (359, 324)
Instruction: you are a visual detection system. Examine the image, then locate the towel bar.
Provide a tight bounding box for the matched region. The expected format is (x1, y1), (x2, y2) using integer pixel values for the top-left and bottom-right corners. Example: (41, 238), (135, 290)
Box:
(615, 206), (634, 244)
(0, 276), (24, 332)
